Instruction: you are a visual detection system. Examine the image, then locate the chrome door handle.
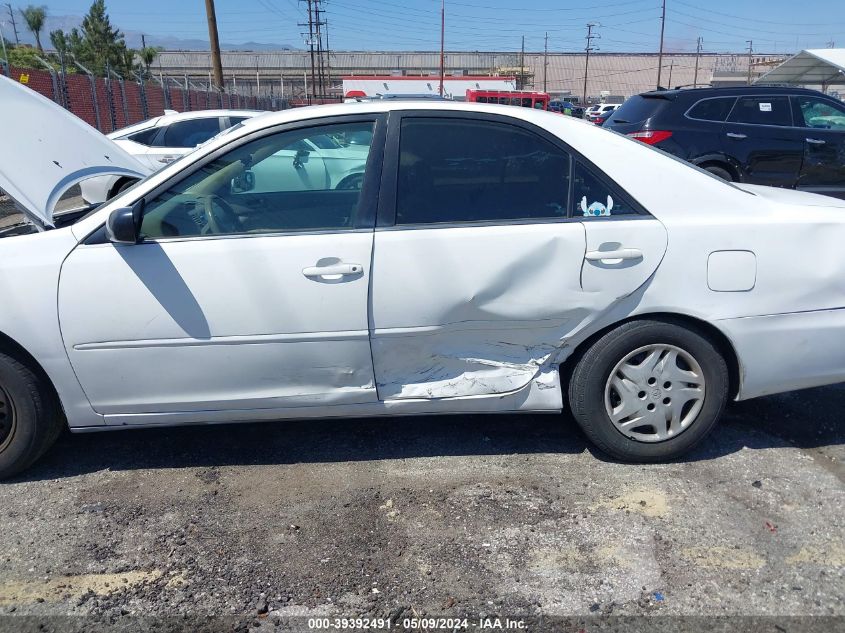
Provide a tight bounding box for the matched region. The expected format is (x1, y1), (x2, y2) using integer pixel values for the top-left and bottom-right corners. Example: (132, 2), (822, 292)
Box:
(726, 132), (747, 139)
(302, 263), (363, 277)
(806, 138), (826, 145)
(585, 248), (643, 261)
(158, 156), (176, 164)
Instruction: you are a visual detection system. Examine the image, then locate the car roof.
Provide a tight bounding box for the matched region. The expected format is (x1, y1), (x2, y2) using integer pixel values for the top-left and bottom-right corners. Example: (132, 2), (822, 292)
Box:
(237, 100), (592, 133)
(638, 85), (831, 100)
(157, 109), (265, 124)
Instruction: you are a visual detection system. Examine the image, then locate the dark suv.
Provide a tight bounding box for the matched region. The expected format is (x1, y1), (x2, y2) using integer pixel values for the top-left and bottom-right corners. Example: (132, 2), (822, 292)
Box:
(604, 86), (845, 197)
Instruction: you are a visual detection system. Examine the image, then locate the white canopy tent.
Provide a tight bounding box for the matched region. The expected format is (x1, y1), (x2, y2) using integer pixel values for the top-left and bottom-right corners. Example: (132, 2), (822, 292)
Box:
(756, 49), (845, 88)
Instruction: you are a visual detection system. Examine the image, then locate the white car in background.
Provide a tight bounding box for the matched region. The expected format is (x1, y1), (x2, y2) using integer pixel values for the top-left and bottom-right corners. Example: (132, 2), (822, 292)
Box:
(79, 109), (264, 203)
(3, 75), (845, 478)
(585, 103), (620, 122)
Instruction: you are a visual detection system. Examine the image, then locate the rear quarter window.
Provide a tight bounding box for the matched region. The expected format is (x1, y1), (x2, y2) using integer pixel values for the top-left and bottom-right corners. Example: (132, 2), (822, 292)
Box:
(608, 96), (667, 123)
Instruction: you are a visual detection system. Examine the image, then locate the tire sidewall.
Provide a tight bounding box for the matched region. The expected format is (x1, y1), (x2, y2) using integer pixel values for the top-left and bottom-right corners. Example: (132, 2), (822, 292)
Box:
(0, 357), (40, 477)
(574, 321), (728, 461)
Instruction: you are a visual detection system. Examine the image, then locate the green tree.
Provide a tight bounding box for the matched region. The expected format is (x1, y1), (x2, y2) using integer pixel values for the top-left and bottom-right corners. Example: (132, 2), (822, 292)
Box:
(19, 5), (47, 53)
(71, 0), (134, 76)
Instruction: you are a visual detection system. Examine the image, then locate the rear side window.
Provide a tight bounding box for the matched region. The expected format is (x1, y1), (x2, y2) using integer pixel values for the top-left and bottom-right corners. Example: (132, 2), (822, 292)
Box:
(728, 96), (792, 127)
(687, 97), (736, 122)
(396, 118), (571, 225)
(160, 118), (222, 148)
(608, 96), (666, 124)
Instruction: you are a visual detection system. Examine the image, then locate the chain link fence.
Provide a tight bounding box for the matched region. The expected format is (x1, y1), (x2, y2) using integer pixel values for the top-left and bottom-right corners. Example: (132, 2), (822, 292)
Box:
(1, 63), (287, 134)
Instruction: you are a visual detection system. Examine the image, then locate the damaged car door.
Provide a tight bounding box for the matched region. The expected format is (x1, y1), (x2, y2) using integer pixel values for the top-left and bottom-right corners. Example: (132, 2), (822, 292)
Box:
(370, 113), (667, 400)
(58, 117), (384, 417)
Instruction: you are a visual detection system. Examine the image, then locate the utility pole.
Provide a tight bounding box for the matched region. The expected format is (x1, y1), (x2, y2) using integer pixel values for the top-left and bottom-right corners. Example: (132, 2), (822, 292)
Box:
(543, 32), (548, 92)
(520, 35), (525, 89)
(583, 23), (599, 105)
(300, 0), (317, 100)
(746, 40), (754, 85)
(656, 0), (666, 89)
(693, 36), (702, 88)
(667, 59), (674, 89)
(5, 4), (19, 45)
(438, 0), (445, 97)
(313, 0), (327, 98)
(204, 0), (224, 91)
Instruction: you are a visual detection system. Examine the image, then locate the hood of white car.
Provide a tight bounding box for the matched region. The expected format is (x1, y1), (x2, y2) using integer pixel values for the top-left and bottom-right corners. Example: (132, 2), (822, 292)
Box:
(735, 183), (845, 209)
(0, 75), (148, 227)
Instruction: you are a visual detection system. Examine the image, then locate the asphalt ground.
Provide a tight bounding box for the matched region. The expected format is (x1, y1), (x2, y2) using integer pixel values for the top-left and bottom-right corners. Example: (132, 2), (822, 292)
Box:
(0, 383), (841, 632)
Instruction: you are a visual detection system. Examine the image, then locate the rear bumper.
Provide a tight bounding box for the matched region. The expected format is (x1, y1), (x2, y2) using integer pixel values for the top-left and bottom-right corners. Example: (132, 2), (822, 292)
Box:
(719, 308), (845, 400)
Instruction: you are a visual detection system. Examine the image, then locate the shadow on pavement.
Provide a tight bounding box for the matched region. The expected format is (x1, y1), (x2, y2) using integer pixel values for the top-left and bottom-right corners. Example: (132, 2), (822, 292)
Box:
(12, 384), (845, 482)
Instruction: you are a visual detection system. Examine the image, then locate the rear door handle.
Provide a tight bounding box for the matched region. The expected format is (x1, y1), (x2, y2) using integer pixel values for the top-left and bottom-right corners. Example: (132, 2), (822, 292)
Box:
(158, 156), (177, 164)
(302, 263), (363, 277)
(806, 137), (826, 145)
(726, 132), (747, 139)
(585, 248), (643, 261)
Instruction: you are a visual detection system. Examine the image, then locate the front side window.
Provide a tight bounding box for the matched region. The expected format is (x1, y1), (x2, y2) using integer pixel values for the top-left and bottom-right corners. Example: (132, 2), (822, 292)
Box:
(687, 97), (735, 122)
(727, 96), (792, 127)
(396, 117), (571, 225)
(139, 121), (375, 239)
(160, 118), (223, 148)
(573, 162), (639, 219)
(795, 96), (845, 130)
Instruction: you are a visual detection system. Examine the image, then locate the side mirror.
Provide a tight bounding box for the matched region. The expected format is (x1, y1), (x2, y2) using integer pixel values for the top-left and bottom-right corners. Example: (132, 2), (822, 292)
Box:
(231, 169), (255, 193)
(106, 199), (143, 245)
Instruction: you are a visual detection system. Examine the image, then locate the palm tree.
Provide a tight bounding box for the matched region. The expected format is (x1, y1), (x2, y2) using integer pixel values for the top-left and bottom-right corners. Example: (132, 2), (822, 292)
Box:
(139, 46), (158, 77)
(20, 5), (47, 53)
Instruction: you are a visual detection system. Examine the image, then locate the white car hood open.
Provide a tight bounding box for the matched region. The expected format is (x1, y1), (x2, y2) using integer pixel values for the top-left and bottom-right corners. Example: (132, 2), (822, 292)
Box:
(0, 75), (149, 227)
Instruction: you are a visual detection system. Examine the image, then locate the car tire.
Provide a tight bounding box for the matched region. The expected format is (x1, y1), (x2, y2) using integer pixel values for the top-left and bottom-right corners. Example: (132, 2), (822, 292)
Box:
(0, 352), (63, 480)
(703, 165), (733, 182)
(568, 319), (728, 462)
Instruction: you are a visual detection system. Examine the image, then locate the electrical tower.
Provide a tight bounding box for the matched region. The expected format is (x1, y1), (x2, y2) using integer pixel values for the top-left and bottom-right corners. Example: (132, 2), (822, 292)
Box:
(693, 36), (702, 88)
(746, 40), (754, 85)
(583, 23), (599, 105)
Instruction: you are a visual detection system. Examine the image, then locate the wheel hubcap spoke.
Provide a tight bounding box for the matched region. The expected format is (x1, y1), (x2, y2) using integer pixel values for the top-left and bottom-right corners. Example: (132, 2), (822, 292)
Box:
(604, 343), (706, 443)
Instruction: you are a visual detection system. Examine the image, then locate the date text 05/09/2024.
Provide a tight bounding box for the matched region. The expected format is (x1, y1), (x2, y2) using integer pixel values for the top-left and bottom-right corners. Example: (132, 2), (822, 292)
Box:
(307, 617), (527, 630)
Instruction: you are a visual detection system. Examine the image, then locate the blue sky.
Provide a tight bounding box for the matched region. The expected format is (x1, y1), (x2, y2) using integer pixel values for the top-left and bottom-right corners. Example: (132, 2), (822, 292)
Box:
(6, 0), (845, 53)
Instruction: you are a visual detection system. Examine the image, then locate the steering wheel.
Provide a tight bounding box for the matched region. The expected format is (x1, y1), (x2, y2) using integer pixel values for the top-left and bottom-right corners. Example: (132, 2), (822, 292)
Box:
(201, 195), (240, 234)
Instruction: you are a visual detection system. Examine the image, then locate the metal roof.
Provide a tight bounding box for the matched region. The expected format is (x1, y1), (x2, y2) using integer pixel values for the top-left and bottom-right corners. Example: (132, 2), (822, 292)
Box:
(155, 51), (784, 98)
(756, 49), (845, 86)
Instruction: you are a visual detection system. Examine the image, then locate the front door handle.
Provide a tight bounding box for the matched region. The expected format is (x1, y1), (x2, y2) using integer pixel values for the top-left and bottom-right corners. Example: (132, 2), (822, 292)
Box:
(726, 132), (747, 139)
(585, 248), (643, 262)
(158, 156), (177, 164)
(302, 263), (363, 278)
(806, 137), (826, 145)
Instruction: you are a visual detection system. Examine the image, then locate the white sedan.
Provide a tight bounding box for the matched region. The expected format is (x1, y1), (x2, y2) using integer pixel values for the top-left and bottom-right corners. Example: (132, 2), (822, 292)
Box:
(79, 109), (264, 204)
(2, 74), (845, 477)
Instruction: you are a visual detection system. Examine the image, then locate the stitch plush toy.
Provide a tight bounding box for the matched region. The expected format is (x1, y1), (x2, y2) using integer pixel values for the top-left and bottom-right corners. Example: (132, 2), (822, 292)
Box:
(580, 195), (614, 217)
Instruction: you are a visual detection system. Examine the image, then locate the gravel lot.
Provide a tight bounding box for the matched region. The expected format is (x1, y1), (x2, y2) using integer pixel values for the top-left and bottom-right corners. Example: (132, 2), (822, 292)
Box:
(0, 383), (842, 631)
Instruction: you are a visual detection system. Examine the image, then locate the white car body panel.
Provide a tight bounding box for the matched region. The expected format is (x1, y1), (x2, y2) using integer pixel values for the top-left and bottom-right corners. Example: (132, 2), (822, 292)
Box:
(0, 75), (147, 226)
(0, 95), (843, 433)
(370, 220), (668, 400)
(59, 232), (376, 415)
